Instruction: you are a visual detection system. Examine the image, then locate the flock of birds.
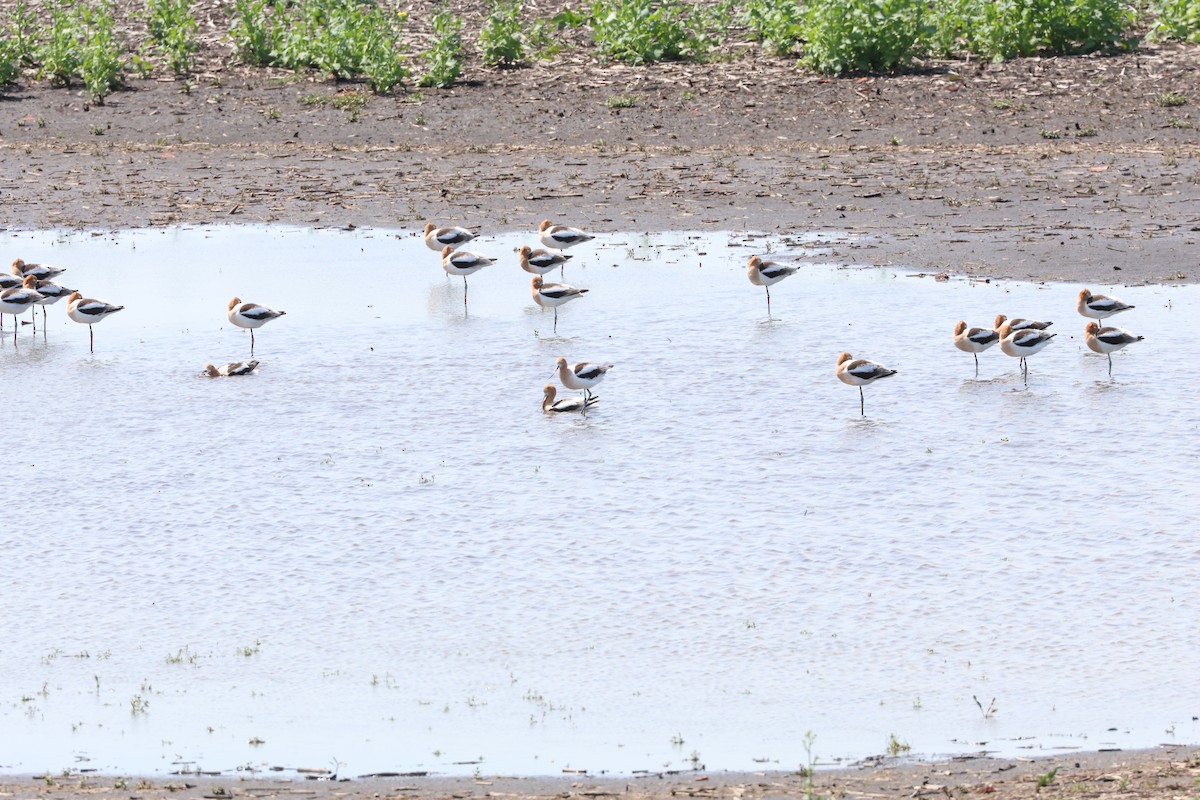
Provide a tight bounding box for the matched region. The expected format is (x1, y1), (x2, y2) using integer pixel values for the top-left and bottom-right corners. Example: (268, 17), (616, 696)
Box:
(425, 219), (617, 413)
(2, 224), (1147, 416)
(747, 254), (1145, 414)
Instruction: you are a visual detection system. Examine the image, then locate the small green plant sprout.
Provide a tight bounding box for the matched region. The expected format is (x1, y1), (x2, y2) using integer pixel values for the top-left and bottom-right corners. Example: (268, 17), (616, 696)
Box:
(248, 736), (265, 746)
(670, 732), (685, 746)
(1157, 91), (1188, 107)
(799, 730), (818, 800)
(886, 733), (911, 756)
(1039, 128), (1061, 140)
(239, 639), (261, 656)
(973, 695), (997, 719)
(130, 693), (149, 715)
(1035, 767), (1058, 788)
(606, 94), (637, 108)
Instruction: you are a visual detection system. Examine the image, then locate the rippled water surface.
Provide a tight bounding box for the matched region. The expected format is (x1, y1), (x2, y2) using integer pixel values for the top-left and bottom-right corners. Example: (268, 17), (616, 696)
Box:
(2, 226), (1198, 777)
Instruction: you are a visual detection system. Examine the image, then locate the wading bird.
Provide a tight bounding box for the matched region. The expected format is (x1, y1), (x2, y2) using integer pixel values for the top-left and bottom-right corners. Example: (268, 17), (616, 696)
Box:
(1077, 288), (1134, 321)
(836, 352), (897, 416)
(953, 320), (999, 375)
(67, 291), (124, 353)
(531, 276), (588, 334)
(228, 297), (286, 356)
(747, 255), (799, 317)
(1084, 322), (1143, 376)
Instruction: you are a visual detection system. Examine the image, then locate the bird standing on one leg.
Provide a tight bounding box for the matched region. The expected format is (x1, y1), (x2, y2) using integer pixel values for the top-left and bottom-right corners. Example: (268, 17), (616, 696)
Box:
(228, 297), (286, 357)
(835, 352), (897, 416)
(747, 255), (799, 317)
(67, 291), (123, 353)
(953, 320), (999, 375)
(1084, 322), (1143, 376)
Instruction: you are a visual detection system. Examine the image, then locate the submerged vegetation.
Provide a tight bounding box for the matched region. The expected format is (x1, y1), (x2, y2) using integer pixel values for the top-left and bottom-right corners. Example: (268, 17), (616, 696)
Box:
(0, 0), (1197, 92)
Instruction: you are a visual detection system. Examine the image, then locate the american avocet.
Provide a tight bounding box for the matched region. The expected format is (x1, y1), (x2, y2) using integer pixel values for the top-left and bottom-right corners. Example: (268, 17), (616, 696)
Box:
(1084, 322), (1143, 376)
(1077, 288), (1134, 321)
(11, 258), (66, 281)
(32, 279), (76, 329)
(542, 384), (599, 414)
(993, 314), (1053, 339)
(747, 255), (799, 316)
(1000, 328), (1055, 384)
(836, 352), (897, 416)
(539, 219), (595, 250)
(531, 276), (588, 334)
(1, 276), (45, 340)
(67, 291), (123, 353)
(953, 320), (1000, 375)
(228, 297), (285, 356)
(424, 222), (476, 251)
(204, 360), (260, 377)
(441, 245), (496, 305)
(554, 357), (612, 400)
(519, 245), (572, 276)
(0, 274), (25, 329)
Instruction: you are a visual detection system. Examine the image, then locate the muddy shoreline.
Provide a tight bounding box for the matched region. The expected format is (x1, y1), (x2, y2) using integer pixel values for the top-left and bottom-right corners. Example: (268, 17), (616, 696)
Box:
(3, 746), (1199, 800)
(3, 45), (1198, 285)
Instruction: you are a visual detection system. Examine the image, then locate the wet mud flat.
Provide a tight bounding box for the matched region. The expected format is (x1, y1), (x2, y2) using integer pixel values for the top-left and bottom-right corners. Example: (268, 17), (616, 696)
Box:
(3, 746), (1199, 800)
(2, 44), (1198, 285)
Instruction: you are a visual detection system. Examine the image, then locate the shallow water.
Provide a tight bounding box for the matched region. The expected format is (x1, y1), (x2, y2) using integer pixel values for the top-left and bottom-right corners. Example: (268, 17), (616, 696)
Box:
(1, 226), (1197, 778)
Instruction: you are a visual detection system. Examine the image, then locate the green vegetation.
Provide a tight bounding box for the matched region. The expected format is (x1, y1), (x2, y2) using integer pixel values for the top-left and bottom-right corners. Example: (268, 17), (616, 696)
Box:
(926, 0), (1135, 60)
(1150, 0), (1200, 42)
(0, 0), (1198, 91)
(480, 0), (525, 67)
(1156, 90), (1189, 106)
(419, 9), (462, 87)
(801, 0), (925, 74)
(885, 733), (911, 756)
(145, 0), (197, 75)
(605, 93), (637, 107)
(741, 0), (805, 56)
(589, 0), (729, 64)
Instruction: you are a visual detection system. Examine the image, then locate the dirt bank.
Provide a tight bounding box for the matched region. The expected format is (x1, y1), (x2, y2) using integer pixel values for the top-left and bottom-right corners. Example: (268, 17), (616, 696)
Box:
(4, 746), (1200, 800)
(2, 37), (1198, 284)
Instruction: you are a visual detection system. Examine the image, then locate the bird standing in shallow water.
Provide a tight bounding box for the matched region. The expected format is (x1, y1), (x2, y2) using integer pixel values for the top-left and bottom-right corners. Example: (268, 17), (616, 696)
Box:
(999, 328), (1055, 385)
(542, 384), (599, 414)
(994, 314), (1053, 339)
(519, 245), (572, 276)
(67, 291), (123, 353)
(1, 277), (45, 341)
(539, 219), (595, 250)
(835, 352), (897, 416)
(554, 357), (612, 400)
(747, 255), (799, 317)
(423, 222), (476, 251)
(531, 276), (588, 334)
(953, 320), (999, 375)
(228, 297), (286, 357)
(1084, 322), (1143, 376)
(440, 245), (496, 306)
(1077, 288), (1134, 321)
(12, 258), (66, 281)
(32, 279), (76, 330)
